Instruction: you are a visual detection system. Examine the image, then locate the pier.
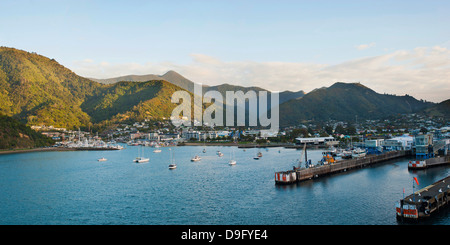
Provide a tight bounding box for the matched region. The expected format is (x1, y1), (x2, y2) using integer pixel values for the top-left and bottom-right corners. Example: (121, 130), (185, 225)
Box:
(275, 150), (410, 184)
(396, 176), (450, 220)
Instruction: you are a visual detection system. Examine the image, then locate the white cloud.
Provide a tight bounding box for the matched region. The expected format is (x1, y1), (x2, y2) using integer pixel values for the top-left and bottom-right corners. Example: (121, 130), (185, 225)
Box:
(356, 42), (376, 50)
(71, 46), (450, 103)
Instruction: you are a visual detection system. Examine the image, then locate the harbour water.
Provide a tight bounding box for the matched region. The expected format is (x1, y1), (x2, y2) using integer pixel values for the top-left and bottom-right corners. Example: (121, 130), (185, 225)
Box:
(0, 145), (448, 225)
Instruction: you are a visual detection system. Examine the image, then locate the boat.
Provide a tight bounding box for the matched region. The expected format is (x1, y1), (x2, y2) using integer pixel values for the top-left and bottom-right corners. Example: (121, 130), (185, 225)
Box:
(134, 157), (150, 163)
(337, 149), (353, 159)
(257, 151), (263, 158)
(134, 145), (149, 163)
(318, 152), (335, 165)
(153, 149), (162, 153)
(168, 149), (176, 169)
(191, 155), (201, 162)
(229, 148), (236, 165)
(97, 157), (107, 162)
(352, 148), (366, 158)
(217, 151), (224, 157)
(253, 156), (260, 160)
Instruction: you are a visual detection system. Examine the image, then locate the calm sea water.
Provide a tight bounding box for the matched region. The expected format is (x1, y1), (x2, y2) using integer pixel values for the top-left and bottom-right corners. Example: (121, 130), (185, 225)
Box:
(0, 145), (448, 225)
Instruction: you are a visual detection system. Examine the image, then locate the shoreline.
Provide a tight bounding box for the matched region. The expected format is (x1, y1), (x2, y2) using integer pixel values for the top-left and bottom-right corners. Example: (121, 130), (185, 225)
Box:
(178, 142), (330, 149)
(0, 147), (76, 155)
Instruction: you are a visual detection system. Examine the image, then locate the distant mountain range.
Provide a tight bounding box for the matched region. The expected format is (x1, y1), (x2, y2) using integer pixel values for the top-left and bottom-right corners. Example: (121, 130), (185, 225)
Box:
(0, 46), (446, 130)
(90, 70), (306, 104)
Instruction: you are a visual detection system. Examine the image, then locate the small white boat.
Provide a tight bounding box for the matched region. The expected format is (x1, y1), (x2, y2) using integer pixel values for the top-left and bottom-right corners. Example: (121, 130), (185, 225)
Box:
(352, 148), (366, 158)
(229, 148), (236, 165)
(98, 157), (107, 162)
(153, 149), (162, 153)
(168, 148), (176, 169)
(134, 157), (149, 163)
(191, 155), (201, 162)
(218, 152), (224, 157)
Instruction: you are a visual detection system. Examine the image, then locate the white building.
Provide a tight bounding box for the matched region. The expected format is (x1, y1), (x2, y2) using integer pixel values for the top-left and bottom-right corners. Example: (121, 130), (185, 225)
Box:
(295, 136), (337, 146)
(383, 134), (414, 150)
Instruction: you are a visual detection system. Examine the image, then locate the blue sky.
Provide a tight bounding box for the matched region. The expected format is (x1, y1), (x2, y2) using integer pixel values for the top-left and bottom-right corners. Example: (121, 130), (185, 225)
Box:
(1, 0), (449, 102)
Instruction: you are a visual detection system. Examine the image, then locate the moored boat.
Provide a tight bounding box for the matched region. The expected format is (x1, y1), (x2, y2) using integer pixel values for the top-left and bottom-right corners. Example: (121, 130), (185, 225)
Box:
(134, 157), (149, 163)
(191, 155), (201, 162)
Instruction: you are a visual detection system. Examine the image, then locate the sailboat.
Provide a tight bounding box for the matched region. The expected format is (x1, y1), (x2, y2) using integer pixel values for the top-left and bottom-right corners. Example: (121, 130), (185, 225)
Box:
(202, 136), (206, 153)
(168, 148), (176, 169)
(229, 148), (236, 165)
(153, 145), (162, 153)
(134, 145), (149, 163)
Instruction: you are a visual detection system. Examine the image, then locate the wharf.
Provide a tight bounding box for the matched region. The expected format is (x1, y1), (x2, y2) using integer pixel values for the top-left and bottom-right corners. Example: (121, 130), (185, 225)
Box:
(275, 150), (410, 184)
(396, 175), (450, 220)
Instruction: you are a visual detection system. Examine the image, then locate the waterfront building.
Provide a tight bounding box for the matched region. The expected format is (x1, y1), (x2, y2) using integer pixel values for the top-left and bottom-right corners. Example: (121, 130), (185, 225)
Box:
(295, 136), (338, 146)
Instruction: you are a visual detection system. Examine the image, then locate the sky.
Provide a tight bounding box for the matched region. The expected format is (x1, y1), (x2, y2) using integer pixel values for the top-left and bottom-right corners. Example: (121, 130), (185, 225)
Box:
(0, 0), (449, 102)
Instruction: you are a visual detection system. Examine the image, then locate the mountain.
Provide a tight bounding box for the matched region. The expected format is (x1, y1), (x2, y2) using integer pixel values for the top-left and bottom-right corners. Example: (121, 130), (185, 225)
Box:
(0, 114), (54, 149)
(91, 71), (305, 104)
(279, 82), (434, 126)
(0, 47), (437, 130)
(422, 99), (450, 119)
(0, 47), (195, 129)
(0, 47), (100, 129)
(81, 80), (195, 124)
(90, 70), (196, 92)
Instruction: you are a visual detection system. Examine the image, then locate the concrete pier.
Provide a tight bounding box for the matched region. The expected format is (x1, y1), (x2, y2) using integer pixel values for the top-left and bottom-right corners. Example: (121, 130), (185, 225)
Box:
(275, 150), (410, 184)
(396, 175), (450, 220)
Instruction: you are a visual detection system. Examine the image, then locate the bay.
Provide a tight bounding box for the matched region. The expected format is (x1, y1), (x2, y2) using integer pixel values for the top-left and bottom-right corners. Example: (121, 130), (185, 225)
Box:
(0, 145), (448, 225)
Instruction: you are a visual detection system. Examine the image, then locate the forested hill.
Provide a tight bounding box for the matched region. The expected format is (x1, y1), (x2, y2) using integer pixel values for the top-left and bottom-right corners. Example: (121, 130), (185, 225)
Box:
(0, 114), (54, 149)
(0, 47), (100, 129)
(279, 82), (434, 126)
(0, 47), (194, 129)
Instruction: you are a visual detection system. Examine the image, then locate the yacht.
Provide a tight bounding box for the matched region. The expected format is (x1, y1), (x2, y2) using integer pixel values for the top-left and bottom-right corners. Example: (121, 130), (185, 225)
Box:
(134, 157), (149, 163)
(191, 155), (201, 162)
(352, 148), (366, 158)
(134, 145), (149, 163)
(168, 148), (176, 169)
(229, 148), (236, 165)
